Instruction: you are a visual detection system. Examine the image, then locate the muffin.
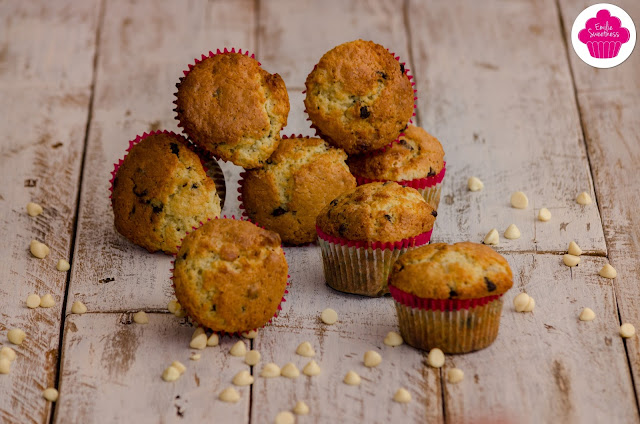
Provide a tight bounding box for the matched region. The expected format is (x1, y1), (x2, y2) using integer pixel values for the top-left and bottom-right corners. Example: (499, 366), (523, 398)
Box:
(111, 131), (222, 254)
(304, 40), (415, 155)
(174, 50), (290, 169)
(172, 219), (288, 333)
(389, 242), (513, 353)
(316, 182), (435, 296)
(240, 136), (356, 245)
(348, 125), (446, 210)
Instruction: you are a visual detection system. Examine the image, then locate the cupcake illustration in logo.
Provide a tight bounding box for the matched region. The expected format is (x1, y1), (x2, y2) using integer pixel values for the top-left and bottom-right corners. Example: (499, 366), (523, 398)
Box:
(578, 9), (631, 58)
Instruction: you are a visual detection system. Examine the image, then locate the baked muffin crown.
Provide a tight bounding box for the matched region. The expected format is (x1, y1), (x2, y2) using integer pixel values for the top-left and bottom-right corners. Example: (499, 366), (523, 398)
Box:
(390, 242), (513, 299)
(316, 182), (435, 242)
(304, 40), (414, 155)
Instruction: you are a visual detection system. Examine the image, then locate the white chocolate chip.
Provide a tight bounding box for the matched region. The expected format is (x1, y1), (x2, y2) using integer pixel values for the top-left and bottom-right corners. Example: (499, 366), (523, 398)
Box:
(523, 296), (535, 312)
(303, 360), (321, 376)
(447, 368), (464, 384)
(576, 191), (592, 205)
(0, 358), (11, 374)
(7, 328), (26, 345)
(510, 191), (528, 209)
(579, 308), (596, 321)
(190, 353), (201, 361)
(483, 228), (499, 246)
(219, 387), (240, 403)
(281, 363), (300, 379)
(162, 366), (180, 382)
(393, 388), (412, 403)
(261, 363), (281, 378)
(274, 411), (295, 424)
(133, 311), (149, 324)
(245, 350), (261, 366)
(599, 264), (617, 279)
(427, 348), (445, 368)
(538, 208), (551, 222)
(296, 341), (315, 357)
(343, 370), (361, 386)
(233, 370), (255, 386)
(620, 323), (636, 338)
(321, 308), (338, 325)
(71, 300), (87, 314)
(42, 388), (59, 402)
(563, 254), (580, 267)
(26, 294), (41, 309)
(40, 294), (55, 308)
(191, 327), (205, 339)
(467, 176), (484, 192)
(363, 350), (382, 367)
(504, 224), (521, 240)
(229, 341), (247, 357)
(56, 259), (70, 272)
(171, 361), (186, 375)
(568, 241), (583, 256)
(383, 331), (403, 347)
(167, 300), (186, 317)
(207, 333), (219, 347)
(293, 401), (310, 415)
(30, 240), (50, 259)
(0, 347), (17, 362)
(26, 202), (43, 217)
(513, 293), (531, 312)
(241, 329), (258, 339)
(190, 333), (207, 350)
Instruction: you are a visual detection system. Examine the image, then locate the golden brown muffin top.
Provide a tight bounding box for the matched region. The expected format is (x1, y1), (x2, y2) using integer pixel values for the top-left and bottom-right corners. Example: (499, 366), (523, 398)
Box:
(175, 52), (289, 168)
(304, 40), (414, 155)
(348, 125), (445, 181)
(316, 182), (435, 242)
(173, 219), (288, 333)
(390, 242), (513, 299)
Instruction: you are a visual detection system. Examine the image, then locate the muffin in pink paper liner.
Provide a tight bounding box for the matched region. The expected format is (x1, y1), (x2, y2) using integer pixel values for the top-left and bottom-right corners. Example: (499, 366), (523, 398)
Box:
(109, 131), (222, 255)
(174, 48), (289, 169)
(389, 242), (513, 353)
(316, 182), (435, 297)
(578, 9), (631, 59)
(304, 40), (417, 155)
(347, 125), (446, 210)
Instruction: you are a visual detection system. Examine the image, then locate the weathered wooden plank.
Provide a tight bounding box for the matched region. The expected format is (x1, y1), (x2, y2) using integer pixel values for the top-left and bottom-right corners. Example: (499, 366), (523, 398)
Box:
(408, 0), (607, 255)
(0, 1), (101, 423)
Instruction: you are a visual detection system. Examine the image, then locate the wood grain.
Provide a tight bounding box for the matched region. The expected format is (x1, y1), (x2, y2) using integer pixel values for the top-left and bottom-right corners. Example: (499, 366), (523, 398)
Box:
(0, 1), (101, 422)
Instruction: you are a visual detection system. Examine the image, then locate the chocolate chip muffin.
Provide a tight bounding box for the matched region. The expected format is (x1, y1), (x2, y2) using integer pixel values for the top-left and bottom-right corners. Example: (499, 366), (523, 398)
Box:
(241, 136), (356, 245)
(172, 219), (288, 333)
(175, 51), (290, 169)
(389, 242), (513, 353)
(111, 132), (221, 254)
(304, 40), (415, 155)
(316, 182), (435, 296)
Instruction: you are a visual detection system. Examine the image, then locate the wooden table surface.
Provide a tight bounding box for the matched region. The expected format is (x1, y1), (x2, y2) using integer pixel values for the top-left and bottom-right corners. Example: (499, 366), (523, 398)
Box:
(1, 0), (639, 423)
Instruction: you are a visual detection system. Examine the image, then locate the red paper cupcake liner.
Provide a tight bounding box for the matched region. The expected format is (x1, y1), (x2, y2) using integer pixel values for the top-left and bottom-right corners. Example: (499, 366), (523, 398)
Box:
(389, 284), (502, 312)
(316, 225), (432, 251)
(354, 162), (446, 190)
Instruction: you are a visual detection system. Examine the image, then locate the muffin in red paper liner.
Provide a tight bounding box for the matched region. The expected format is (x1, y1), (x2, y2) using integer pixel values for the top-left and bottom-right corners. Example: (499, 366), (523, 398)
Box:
(174, 48), (289, 169)
(389, 242), (513, 353)
(347, 125), (446, 210)
(109, 131), (222, 254)
(304, 40), (417, 155)
(171, 217), (289, 334)
(315, 182), (435, 297)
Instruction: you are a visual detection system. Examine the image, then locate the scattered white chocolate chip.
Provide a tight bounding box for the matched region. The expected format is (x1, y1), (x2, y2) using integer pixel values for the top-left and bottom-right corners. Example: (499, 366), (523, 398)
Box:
(513, 293), (531, 312)
(281, 362), (300, 379)
(467, 176), (484, 192)
(576, 191), (592, 205)
(599, 264), (617, 279)
(207, 333), (219, 347)
(384, 331), (404, 347)
(133, 311), (149, 324)
(261, 363), (281, 378)
(171, 361), (186, 375)
(447, 368), (464, 384)
(26, 202), (43, 217)
(162, 366), (180, 382)
(190, 353), (201, 361)
(71, 300), (87, 314)
(393, 388), (412, 403)
(427, 348), (445, 368)
(191, 327), (205, 339)
(274, 411), (295, 424)
(229, 341), (247, 357)
(0, 358), (10, 374)
(568, 241), (583, 256)
(321, 308), (338, 325)
(538, 208), (551, 222)
(167, 300), (186, 317)
(504, 224), (521, 240)
(293, 401), (310, 415)
(245, 350), (261, 366)
(620, 323), (636, 338)
(0, 347), (17, 362)
(30, 240), (50, 259)
(303, 360), (321, 377)
(510, 191), (528, 209)
(483, 228), (499, 246)
(343, 370), (361, 386)
(296, 341), (315, 357)
(190, 333), (207, 350)
(26, 294), (41, 309)
(232, 370), (255, 386)
(241, 329), (258, 339)
(563, 254), (580, 267)
(219, 387), (241, 403)
(7, 328), (26, 345)
(363, 350), (382, 368)
(579, 308), (596, 321)
(40, 294), (55, 308)
(523, 296), (535, 312)
(56, 259), (70, 272)
(42, 388), (59, 402)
